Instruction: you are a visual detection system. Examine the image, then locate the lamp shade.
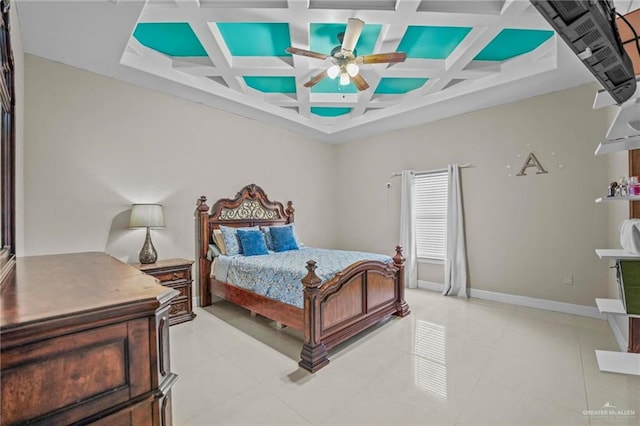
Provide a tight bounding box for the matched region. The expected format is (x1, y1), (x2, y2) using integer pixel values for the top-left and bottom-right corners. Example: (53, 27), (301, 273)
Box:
(129, 204), (165, 228)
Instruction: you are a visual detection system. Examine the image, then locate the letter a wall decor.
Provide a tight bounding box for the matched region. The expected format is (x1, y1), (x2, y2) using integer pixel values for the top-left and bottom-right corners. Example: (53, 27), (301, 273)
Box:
(516, 152), (548, 176)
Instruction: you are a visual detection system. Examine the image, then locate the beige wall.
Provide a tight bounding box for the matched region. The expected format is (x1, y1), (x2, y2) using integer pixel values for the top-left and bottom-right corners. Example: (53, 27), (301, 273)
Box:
(23, 55), (338, 264)
(23, 53), (616, 307)
(335, 84), (611, 306)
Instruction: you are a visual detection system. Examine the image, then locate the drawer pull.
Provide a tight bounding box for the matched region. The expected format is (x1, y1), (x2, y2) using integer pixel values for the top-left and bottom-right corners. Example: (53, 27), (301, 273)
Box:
(159, 317), (167, 376)
(173, 273), (179, 279)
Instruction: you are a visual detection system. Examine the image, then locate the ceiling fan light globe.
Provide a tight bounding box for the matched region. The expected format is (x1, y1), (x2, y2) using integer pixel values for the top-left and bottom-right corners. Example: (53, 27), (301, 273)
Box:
(346, 63), (359, 77)
(327, 65), (340, 79)
(339, 72), (350, 86)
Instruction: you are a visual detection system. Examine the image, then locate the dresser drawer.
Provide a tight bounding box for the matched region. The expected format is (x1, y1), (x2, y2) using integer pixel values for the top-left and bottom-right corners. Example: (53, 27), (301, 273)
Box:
(169, 298), (189, 317)
(1, 319), (152, 425)
(135, 259), (195, 326)
(168, 282), (192, 299)
(151, 268), (190, 284)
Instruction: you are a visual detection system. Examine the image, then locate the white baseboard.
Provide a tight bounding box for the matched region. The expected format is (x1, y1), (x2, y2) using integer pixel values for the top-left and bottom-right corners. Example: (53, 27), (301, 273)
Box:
(417, 280), (605, 320)
(417, 280), (444, 292)
(608, 314), (629, 352)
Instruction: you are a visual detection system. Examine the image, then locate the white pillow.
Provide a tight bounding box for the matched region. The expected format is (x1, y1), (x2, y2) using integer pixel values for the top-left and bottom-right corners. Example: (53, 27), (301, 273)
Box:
(620, 219), (640, 254)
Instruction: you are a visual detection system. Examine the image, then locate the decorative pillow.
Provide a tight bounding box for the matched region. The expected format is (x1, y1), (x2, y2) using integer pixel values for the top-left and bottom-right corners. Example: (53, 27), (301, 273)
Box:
(219, 225), (259, 255)
(270, 225), (299, 252)
(207, 244), (222, 261)
(212, 229), (227, 255)
(261, 227), (275, 251)
(237, 229), (269, 256)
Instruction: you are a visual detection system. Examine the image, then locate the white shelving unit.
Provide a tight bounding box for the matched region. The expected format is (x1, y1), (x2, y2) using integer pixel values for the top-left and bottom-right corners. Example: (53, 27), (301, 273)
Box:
(595, 249), (640, 259)
(595, 135), (640, 155)
(596, 297), (627, 314)
(596, 195), (640, 203)
(595, 350), (640, 375)
(594, 250), (640, 375)
(593, 80), (640, 375)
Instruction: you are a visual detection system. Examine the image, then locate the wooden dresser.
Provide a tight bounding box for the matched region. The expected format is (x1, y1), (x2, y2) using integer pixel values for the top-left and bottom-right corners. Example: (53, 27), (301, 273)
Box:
(0, 252), (179, 425)
(133, 259), (196, 326)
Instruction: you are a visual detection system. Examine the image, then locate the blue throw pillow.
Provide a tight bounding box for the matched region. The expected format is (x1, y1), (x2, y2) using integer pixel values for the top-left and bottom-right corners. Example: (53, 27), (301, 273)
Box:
(236, 229), (268, 256)
(270, 225), (299, 252)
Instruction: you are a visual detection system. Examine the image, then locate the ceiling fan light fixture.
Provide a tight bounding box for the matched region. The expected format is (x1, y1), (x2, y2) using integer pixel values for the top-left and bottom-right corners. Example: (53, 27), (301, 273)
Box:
(327, 65), (340, 79)
(339, 72), (350, 86)
(346, 63), (359, 77)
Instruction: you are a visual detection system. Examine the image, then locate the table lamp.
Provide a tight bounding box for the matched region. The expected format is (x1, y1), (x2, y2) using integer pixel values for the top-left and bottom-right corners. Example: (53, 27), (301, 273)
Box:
(129, 204), (165, 264)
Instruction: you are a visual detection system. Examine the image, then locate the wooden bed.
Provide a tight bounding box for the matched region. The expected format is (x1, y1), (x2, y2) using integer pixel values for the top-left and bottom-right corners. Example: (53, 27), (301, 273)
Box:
(195, 184), (410, 372)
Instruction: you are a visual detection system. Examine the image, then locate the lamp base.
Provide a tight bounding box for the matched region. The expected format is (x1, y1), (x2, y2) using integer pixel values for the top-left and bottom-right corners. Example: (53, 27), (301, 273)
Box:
(139, 227), (158, 264)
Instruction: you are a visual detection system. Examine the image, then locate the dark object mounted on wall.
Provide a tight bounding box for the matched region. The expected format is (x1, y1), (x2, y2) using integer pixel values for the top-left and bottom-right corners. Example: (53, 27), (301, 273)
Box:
(530, 0), (636, 105)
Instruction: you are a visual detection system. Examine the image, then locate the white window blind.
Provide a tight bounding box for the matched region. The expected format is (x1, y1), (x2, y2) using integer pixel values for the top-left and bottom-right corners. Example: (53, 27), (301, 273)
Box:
(415, 171), (448, 260)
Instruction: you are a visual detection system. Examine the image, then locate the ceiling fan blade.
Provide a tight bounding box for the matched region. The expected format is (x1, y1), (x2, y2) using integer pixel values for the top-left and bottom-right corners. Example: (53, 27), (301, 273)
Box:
(286, 47), (327, 60)
(357, 52), (407, 64)
(341, 18), (364, 53)
(303, 69), (329, 88)
(351, 73), (370, 91)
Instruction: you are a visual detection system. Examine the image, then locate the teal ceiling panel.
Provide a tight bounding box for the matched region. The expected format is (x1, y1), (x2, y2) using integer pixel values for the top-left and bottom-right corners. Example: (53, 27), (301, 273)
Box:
(311, 107), (352, 117)
(310, 23), (381, 56)
(375, 77), (429, 94)
(216, 22), (291, 56)
(474, 29), (554, 61)
(310, 76), (358, 94)
(244, 76), (296, 93)
(398, 26), (472, 59)
(133, 23), (207, 57)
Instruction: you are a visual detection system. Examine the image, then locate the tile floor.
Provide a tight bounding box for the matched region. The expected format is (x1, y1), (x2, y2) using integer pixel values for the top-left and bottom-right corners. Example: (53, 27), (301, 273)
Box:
(170, 289), (640, 425)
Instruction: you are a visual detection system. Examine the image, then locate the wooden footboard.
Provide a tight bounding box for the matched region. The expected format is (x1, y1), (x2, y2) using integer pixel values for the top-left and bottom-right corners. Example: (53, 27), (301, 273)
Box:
(299, 246), (409, 372)
(195, 186), (410, 373)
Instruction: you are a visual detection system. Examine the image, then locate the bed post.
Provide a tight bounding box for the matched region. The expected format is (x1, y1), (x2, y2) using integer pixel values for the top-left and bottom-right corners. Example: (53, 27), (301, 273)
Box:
(393, 245), (410, 317)
(299, 260), (329, 373)
(286, 201), (295, 223)
(196, 196), (212, 307)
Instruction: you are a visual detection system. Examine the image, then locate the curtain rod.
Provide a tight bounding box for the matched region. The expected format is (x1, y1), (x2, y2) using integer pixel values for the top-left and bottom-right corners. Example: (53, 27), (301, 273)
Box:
(390, 164), (475, 178)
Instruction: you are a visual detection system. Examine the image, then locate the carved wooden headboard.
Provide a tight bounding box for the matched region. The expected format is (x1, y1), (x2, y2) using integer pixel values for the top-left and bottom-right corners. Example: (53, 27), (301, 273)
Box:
(208, 184), (294, 230)
(195, 184), (295, 305)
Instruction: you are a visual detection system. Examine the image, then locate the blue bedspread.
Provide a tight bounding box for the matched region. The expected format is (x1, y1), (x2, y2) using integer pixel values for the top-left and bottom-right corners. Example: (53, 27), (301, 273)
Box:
(214, 247), (392, 308)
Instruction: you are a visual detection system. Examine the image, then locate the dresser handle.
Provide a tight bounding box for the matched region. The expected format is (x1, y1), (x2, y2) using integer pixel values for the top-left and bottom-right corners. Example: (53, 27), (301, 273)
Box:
(173, 273), (179, 279)
(159, 317), (167, 376)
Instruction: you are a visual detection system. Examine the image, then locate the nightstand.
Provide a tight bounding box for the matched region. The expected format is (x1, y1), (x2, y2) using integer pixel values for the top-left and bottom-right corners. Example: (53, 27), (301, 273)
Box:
(134, 258), (196, 326)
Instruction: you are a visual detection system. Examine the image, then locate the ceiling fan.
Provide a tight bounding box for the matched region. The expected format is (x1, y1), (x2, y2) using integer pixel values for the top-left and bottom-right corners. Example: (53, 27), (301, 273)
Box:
(286, 18), (407, 91)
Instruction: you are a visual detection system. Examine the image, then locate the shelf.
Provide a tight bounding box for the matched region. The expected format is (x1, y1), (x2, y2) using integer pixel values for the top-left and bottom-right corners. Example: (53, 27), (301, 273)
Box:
(595, 298), (626, 314)
(595, 350), (640, 376)
(596, 195), (640, 203)
(595, 135), (640, 155)
(595, 249), (640, 259)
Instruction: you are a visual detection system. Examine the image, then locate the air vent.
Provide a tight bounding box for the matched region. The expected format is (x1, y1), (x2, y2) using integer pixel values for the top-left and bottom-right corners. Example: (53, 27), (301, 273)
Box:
(581, 29), (601, 46)
(575, 19), (596, 36)
(551, 0), (588, 22)
(606, 65), (630, 85)
(599, 55), (617, 69)
(594, 46), (612, 61)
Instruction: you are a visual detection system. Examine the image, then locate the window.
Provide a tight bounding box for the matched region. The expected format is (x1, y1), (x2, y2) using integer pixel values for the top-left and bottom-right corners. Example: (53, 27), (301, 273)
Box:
(415, 171), (448, 261)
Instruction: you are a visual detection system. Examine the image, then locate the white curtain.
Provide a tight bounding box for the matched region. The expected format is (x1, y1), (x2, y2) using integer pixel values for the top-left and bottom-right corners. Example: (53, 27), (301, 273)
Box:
(443, 164), (468, 297)
(400, 170), (417, 289)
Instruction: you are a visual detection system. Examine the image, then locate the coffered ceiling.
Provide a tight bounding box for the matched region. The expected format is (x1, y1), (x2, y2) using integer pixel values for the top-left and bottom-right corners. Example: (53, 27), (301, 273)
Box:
(15, 1), (639, 143)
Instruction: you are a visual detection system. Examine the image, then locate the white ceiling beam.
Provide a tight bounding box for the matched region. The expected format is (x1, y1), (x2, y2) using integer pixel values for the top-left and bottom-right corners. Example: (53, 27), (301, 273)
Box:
(121, 0), (568, 135)
(351, 0), (420, 117)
